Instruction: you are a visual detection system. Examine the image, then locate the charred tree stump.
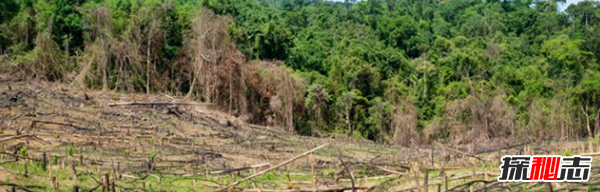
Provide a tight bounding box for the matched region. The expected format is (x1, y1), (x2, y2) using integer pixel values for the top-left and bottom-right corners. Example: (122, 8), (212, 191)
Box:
(42, 152), (47, 171)
(103, 174), (109, 192)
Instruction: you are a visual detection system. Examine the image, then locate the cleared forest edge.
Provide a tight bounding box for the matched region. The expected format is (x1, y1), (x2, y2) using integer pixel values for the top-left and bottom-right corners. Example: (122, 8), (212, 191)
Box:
(0, 79), (599, 191)
(2, 2), (594, 146)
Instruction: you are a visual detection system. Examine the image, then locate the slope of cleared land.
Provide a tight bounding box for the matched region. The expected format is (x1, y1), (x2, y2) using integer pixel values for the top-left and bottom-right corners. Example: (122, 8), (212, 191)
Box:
(0, 79), (599, 191)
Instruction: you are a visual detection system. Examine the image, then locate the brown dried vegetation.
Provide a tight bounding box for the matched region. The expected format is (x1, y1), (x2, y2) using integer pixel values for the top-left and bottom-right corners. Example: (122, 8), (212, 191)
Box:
(426, 94), (516, 145)
(390, 99), (420, 146)
(184, 10), (305, 132)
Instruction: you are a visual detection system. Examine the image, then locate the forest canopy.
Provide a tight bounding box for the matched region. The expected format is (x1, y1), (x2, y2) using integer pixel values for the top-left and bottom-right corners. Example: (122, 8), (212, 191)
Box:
(2, 0), (600, 145)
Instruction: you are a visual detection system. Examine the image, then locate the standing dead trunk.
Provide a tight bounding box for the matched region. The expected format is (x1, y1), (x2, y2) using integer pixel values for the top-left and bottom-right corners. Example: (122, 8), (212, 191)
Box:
(102, 39), (108, 91)
(146, 30), (152, 94)
(229, 75), (233, 113)
(581, 102), (593, 137)
(561, 119), (565, 139)
(186, 69), (196, 98)
(561, 98), (565, 139)
(145, 18), (159, 95)
(595, 107), (600, 137)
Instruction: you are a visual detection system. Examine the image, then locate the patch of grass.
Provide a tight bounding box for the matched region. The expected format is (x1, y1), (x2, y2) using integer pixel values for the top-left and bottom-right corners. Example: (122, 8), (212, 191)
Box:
(563, 149), (573, 156)
(19, 146), (27, 157)
(123, 149), (130, 157)
(67, 143), (74, 157)
(50, 156), (59, 165)
(149, 151), (157, 161)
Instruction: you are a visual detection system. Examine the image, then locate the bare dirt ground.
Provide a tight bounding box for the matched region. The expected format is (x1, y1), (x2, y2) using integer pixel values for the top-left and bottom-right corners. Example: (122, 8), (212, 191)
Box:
(1, 78), (599, 191)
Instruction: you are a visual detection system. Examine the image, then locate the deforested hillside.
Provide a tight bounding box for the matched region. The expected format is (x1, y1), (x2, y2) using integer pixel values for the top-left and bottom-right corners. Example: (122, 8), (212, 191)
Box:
(1, 79), (599, 191)
(3, 0), (600, 190)
(2, 0), (600, 145)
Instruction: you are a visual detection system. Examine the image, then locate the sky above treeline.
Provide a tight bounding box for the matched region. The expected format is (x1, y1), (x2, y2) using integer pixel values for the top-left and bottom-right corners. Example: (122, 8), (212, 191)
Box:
(560, 0), (598, 11)
(326, 0), (598, 11)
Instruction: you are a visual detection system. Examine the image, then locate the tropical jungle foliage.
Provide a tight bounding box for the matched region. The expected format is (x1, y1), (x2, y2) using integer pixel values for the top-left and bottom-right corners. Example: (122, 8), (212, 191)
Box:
(2, 0), (600, 145)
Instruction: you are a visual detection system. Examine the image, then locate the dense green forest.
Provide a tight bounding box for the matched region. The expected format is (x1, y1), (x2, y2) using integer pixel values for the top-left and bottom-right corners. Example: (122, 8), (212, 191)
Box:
(1, 0), (600, 145)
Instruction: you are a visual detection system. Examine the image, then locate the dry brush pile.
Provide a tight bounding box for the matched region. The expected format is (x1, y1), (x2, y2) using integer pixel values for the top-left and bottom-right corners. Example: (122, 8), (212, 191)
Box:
(3, 7), (305, 134)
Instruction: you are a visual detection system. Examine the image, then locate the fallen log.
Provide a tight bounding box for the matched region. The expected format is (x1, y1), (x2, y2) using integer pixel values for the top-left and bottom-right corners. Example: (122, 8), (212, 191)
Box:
(447, 179), (495, 191)
(450, 172), (500, 180)
(120, 174), (140, 179)
(210, 163), (270, 174)
(107, 102), (214, 107)
(386, 171), (502, 192)
(580, 152), (600, 156)
(435, 142), (487, 162)
(339, 174), (397, 182)
(372, 165), (404, 175)
(348, 160), (411, 171)
(0, 134), (48, 144)
(0, 151), (40, 162)
(0, 182), (44, 192)
(474, 141), (533, 155)
(422, 166), (465, 171)
(218, 143), (329, 191)
(30, 120), (90, 132)
(243, 186), (369, 192)
(337, 150), (356, 192)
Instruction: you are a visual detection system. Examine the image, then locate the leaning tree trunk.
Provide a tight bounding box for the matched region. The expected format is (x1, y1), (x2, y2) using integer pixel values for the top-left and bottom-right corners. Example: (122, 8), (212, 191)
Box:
(581, 102), (593, 137)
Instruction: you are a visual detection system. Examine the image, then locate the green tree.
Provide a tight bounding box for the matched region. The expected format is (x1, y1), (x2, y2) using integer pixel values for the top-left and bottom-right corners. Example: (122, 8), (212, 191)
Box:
(51, 0), (85, 53)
